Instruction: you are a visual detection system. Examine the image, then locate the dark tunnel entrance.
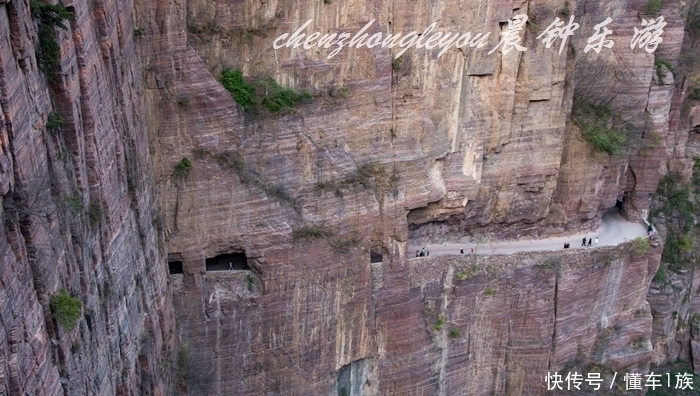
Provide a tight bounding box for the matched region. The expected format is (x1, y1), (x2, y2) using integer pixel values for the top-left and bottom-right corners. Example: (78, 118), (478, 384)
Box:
(168, 260), (184, 275)
(205, 253), (249, 271)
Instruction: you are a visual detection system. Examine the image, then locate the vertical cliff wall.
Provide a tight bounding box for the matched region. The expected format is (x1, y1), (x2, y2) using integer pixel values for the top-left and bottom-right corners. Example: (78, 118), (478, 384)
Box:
(1, 0), (698, 394)
(134, 0), (696, 394)
(0, 0), (173, 394)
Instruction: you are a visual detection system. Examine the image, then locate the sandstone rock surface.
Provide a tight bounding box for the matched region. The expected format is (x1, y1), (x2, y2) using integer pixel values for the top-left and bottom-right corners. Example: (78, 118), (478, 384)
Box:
(1, 0), (698, 394)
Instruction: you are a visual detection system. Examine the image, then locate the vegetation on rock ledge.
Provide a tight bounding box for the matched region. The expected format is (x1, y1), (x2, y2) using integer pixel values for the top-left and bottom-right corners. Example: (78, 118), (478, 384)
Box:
(572, 100), (626, 155)
(650, 160), (700, 285)
(174, 157), (193, 176)
(50, 289), (82, 331)
(644, 0), (662, 16)
(31, 0), (74, 82)
(220, 68), (311, 113)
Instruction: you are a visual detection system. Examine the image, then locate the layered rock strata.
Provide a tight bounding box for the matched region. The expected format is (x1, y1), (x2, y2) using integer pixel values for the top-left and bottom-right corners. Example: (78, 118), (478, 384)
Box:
(139, 0), (694, 394)
(0, 0), (172, 394)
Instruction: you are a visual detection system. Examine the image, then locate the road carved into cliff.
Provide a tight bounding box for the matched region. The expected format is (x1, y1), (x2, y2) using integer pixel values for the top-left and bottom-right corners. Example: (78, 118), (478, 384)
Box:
(410, 208), (649, 257)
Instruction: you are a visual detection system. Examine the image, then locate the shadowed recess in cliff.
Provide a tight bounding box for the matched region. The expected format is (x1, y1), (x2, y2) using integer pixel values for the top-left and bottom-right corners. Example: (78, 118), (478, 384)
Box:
(168, 260), (184, 274)
(335, 358), (376, 396)
(205, 253), (249, 271)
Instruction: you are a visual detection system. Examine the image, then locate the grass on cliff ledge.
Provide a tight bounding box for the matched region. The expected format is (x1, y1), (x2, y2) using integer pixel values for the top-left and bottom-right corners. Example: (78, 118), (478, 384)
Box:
(630, 236), (651, 256)
(572, 100), (626, 155)
(50, 289), (82, 331)
(292, 225), (332, 241)
(220, 69), (311, 113)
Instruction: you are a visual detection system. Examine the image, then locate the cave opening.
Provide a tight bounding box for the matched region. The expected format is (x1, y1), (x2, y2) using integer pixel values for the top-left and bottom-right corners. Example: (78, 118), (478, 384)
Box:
(370, 252), (383, 263)
(168, 260), (184, 275)
(205, 253), (249, 271)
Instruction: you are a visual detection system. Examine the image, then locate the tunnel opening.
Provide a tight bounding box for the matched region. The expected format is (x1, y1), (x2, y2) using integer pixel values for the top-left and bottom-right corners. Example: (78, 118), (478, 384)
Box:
(616, 197), (623, 209)
(370, 252), (383, 263)
(168, 260), (184, 275)
(205, 253), (249, 271)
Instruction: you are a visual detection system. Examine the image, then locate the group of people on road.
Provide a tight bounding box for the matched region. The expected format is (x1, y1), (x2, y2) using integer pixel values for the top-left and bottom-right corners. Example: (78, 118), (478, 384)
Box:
(564, 237), (599, 249)
(416, 247), (430, 257)
(581, 237), (598, 247)
(416, 235), (604, 257)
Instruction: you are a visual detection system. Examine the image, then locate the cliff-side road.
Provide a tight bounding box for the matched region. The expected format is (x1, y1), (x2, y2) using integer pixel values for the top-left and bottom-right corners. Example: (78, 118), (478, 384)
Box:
(410, 208), (649, 256)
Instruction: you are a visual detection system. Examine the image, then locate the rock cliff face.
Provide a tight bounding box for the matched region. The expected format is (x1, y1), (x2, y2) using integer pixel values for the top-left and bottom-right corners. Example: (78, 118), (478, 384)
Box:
(2, 0), (699, 394)
(0, 0), (172, 394)
(140, 0), (697, 393)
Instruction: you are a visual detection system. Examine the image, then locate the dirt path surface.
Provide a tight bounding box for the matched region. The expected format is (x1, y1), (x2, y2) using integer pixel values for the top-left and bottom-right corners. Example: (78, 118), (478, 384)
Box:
(409, 208), (649, 257)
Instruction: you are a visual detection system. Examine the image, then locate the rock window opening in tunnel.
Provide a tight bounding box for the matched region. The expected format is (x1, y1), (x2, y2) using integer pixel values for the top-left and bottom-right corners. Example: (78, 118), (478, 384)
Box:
(205, 253), (249, 271)
(168, 260), (184, 275)
(370, 252), (383, 263)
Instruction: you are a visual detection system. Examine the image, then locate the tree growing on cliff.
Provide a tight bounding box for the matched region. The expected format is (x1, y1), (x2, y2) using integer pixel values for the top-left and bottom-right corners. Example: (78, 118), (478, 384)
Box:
(30, 1), (74, 82)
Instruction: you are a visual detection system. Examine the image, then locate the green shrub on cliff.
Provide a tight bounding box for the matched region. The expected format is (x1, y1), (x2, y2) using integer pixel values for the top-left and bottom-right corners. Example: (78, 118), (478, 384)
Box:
(392, 56), (403, 72)
(560, 2), (571, 17)
(644, 0), (662, 16)
(651, 169), (699, 276)
(292, 225), (332, 241)
(433, 316), (445, 331)
(221, 69), (256, 110)
(256, 76), (312, 113)
(631, 237), (651, 256)
(50, 289), (82, 331)
(220, 69), (311, 113)
(664, 231), (697, 271)
(174, 156), (193, 176)
(88, 204), (103, 226)
(692, 157), (700, 190)
(30, 1), (74, 82)
(655, 58), (674, 84)
(572, 100), (626, 155)
(46, 112), (63, 131)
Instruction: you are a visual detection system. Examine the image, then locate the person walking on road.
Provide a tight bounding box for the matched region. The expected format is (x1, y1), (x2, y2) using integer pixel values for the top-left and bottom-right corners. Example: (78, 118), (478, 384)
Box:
(587, 238), (592, 247)
(582, 237), (587, 247)
(595, 237), (599, 246)
(460, 247), (464, 254)
(228, 261), (233, 271)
